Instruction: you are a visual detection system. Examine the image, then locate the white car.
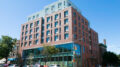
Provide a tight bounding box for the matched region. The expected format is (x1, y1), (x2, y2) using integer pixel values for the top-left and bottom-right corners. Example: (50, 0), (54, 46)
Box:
(49, 64), (60, 67)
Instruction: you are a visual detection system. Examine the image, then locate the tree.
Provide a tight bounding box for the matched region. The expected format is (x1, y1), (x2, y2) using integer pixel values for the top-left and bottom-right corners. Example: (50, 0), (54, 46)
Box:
(0, 36), (17, 63)
(27, 53), (34, 66)
(42, 44), (59, 66)
(102, 51), (119, 66)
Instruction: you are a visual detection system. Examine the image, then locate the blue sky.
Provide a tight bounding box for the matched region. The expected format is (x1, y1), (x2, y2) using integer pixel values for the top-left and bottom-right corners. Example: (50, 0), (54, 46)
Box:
(0, 0), (120, 54)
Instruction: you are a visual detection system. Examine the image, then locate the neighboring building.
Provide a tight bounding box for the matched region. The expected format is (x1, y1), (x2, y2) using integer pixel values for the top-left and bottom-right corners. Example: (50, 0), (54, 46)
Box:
(19, 0), (99, 67)
(8, 40), (20, 64)
(99, 40), (107, 65)
(89, 29), (99, 67)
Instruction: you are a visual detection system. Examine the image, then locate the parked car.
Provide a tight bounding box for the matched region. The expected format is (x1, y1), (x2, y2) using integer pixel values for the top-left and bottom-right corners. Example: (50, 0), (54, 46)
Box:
(49, 64), (60, 67)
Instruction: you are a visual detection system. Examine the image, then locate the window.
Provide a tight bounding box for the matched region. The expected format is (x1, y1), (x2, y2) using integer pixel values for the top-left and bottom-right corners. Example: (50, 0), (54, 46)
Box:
(24, 42), (27, 47)
(82, 19), (84, 23)
(35, 40), (39, 44)
(21, 43), (23, 47)
(58, 3), (62, 8)
(73, 12), (76, 17)
(55, 28), (58, 34)
(46, 37), (50, 42)
(79, 23), (81, 27)
(74, 20), (76, 24)
(29, 35), (32, 40)
(47, 17), (50, 22)
(54, 35), (58, 41)
(64, 11), (68, 17)
(25, 31), (28, 35)
(36, 21), (39, 26)
(47, 24), (50, 29)
(36, 14), (39, 18)
(64, 33), (69, 39)
(55, 14), (58, 20)
(28, 17), (31, 21)
(55, 21), (58, 27)
(30, 29), (32, 34)
(74, 34), (77, 39)
(36, 33), (39, 38)
(25, 36), (27, 40)
(29, 41), (32, 46)
(74, 26), (77, 32)
(82, 25), (84, 30)
(64, 19), (68, 24)
(36, 27), (39, 32)
(83, 46), (85, 53)
(41, 39), (44, 43)
(45, 8), (49, 14)
(33, 16), (35, 19)
(47, 30), (50, 36)
(59, 20), (61, 26)
(64, 26), (69, 32)
(22, 26), (24, 30)
(30, 23), (33, 28)
(26, 24), (28, 30)
(51, 5), (55, 11)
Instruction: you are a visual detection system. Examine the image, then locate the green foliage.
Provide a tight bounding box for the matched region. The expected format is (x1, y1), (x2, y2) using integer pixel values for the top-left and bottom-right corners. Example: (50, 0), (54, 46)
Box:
(42, 44), (59, 65)
(27, 53), (34, 65)
(0, 36), (17, 63)
(102, 51), (119, 66)
(99, 43), (107, 48)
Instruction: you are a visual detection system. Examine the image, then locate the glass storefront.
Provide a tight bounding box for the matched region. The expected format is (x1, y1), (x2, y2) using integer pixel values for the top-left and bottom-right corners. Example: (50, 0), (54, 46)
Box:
(22, 43), (82, 67)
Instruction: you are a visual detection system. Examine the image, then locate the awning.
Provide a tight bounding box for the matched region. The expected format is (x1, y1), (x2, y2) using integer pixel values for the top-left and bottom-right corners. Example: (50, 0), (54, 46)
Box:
(8, 58), (16, 61)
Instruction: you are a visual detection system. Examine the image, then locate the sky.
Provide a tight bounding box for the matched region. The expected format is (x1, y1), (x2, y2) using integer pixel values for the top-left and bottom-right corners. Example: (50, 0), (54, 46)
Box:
(0, 0), (120, 54)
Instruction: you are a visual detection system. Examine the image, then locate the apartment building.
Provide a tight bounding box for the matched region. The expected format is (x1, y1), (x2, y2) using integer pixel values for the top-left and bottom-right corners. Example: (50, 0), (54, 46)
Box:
(19, 0), (100, 67)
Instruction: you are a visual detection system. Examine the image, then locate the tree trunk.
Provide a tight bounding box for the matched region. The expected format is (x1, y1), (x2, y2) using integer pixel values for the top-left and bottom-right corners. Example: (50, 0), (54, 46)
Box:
(5, 57), (8, 64)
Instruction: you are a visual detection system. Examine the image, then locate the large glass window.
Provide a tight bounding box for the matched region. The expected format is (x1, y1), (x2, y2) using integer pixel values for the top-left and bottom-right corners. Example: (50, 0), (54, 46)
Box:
(46, 37), (50, 42)
(64, 11), (68, 17)
(54, 28), (58, 34)
(83, 46), (85, 53)
(55, 21), (58, 27)
(47, 17), (50, 22)
(54, 35), (58, 41)
(36, 21), (39, 26)
(30, 29), (32, 34)
(74, 20), (76, 24)
(64, 33), (69, 39)
(46, 30), (50, 36)
(22, 26), (24, 30)
(25, 36), (27, 40)
(25, 31), (28, 35)
(58, 3), (62, 8)
(55, 14), (58, 20)
(29, 41), (32, 46)
(24, 42), (27, 47)
(51, 5), (55, 11)
(36, 27), (39, 32)
(64, 26), (69, 32)
(36, 33), (39, 38)
(29, 35), (32, 40)
(35, 39), (39, 44)
(30, 23), (33, 28)
(64, 19), (68, 24)
(47, 24), (50, 29)
(26, 24), (28, 30)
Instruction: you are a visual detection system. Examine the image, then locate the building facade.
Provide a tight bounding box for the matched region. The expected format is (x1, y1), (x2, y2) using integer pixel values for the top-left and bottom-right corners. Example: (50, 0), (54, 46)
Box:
(19, 0), (100, 67)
